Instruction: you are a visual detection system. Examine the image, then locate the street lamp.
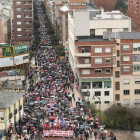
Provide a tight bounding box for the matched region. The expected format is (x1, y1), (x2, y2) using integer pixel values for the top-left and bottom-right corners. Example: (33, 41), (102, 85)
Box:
(92, 95), (101, 125)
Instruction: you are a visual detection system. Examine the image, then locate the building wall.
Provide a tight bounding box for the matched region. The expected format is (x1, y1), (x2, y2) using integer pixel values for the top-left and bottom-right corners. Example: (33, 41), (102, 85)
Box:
(0, 18), (4, 43)
(0, 96), (23, 132)
(113, 39), (140, 106)
(74, 11), (90, 36)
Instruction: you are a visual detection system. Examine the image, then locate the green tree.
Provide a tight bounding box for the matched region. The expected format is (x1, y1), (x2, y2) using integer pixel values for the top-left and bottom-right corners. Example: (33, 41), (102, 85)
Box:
(30, 50), (37, 58)
(51, 36), (59, 45)
(54, 45), (65, 56)
(89, 103), (97, 118)
(115, 0), (128, 14)
(48, 27), (55, 35)
(34, 14), (38, 20)
(33, 20), (40, 30)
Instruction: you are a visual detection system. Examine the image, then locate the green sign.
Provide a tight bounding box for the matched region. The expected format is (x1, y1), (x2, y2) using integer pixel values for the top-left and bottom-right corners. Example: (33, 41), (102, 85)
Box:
(0, 44), (12, 47)
(2, 47), (13, 57)
(14, 44), (28, 55)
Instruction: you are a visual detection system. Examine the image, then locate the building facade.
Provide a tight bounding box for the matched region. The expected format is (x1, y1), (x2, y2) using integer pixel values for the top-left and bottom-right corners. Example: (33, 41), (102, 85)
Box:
(128, 0), (140, 31)
(59, 5), (68, 45)
(13, 0), (33, 44)
(0, 91), (23, 134)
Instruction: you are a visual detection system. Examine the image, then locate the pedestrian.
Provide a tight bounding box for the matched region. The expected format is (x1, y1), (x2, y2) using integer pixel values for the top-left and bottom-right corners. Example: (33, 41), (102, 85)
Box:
(94, 131), (97, 139)
(76, 84), (78, 90)
(0, 133), (2, 140)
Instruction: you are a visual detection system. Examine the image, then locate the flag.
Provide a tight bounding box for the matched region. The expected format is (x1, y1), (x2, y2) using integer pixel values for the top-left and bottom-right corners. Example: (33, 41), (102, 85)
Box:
(65, 122), (67, 128)
(116, 134), (119, 137)
(42, 94), (43, 97)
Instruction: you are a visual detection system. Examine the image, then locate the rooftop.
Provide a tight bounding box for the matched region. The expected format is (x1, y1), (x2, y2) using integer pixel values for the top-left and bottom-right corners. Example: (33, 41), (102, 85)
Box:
(0, 91), (24, 108)
(111, 32), (140, 40)
(75, 35), (108, 42)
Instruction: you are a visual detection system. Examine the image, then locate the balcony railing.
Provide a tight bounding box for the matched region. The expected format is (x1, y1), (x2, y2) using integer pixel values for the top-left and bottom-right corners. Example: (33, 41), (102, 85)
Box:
(24, 3), (32, 5)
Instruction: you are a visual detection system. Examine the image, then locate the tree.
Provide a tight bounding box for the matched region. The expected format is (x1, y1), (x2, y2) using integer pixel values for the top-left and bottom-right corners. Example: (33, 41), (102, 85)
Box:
(115, 0), (128, 14)
(33, 20), (40, 30)
(51, 36), (59, 45)
(89, 103), (97, 118)
(30, 50), (37, 58)
(54, 45), (65, 56)
(34, 14), (38, 20)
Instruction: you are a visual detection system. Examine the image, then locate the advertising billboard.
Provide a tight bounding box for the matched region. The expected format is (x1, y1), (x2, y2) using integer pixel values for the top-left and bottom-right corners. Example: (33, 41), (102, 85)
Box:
(0, 44), (12, 47)
(0, 47), (13, 57)
(14, 54), (29, 65)
(14, 44), (28, 55)
(0, 57), (13, 67)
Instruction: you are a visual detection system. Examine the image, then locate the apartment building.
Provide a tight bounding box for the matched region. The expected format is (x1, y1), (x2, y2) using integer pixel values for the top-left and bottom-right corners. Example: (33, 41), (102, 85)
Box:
(128, 0), (140, 31)
(13, 0), (33, 44)
(0, 91), (23, 134)
(111, 32), (140, 106)
(0, 15), (11, 43)
(68, 0), (132, 110)
(59, 5), (68, 45)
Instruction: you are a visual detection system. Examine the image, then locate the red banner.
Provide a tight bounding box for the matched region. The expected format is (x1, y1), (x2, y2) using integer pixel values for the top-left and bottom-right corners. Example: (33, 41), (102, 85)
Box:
(43, 130), (74, 137)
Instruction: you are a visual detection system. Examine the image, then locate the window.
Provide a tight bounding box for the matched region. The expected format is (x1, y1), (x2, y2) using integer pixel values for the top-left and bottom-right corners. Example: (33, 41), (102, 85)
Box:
(135, 79), (140, 84)
(106, 58), (111, 64)
(123, 56), (130, 61)
(123, 45), (130, 50)
(115, 82), (120, 90)
(133, 43), (140, 51)
(107, 28), (112, 32)
(83, 92), (90, 96)
(105, 47), (111, 53)
(123, 100), (130, 105)
(123, 79), (130, 85)
(16, 8), (21, 12)
(17, 28), (21, 31)
(65, 22), (68, 25)
(95, 101), (101, 104)
(16, 2), (21, 5)
(115, 94), (120, 101)
(81, 82), (90, 89)
(105, 68), (111, 74)
(95, 48), (102, 53)
(93, 82), (102, 89)
(17, 22), (21, 25)
(133, 54), (140, 61)
(123, 28), (128, 32)
(95, 91), (101, 96)
(95, 58), (102, 64)
(82, 59), (89, 64)
(135, 89), (140, 94)
(82, 69), (90, 75)
(123, 66), (130, 72)
(115, 71), (120, 78)
(105, 91), (109, 96)
(17, 35), (22, 38)
(14, 104), (15, 110)
(117, 61), (120, 67)
(65, 14), (68, 18)
(105, 101), (110, 104)
(124, 90), (130, 95)
(104, 81), (111, 88)
(95, 69), (102, 75)
(19, 99), (20, 106)
(82, 48), (84, 53)
(85, 48), (89, 52)
(133, 65), (140, 72)
(134, 99), (140, 104)
(117, 50), (120, 56)
(17, 15), (21, 18)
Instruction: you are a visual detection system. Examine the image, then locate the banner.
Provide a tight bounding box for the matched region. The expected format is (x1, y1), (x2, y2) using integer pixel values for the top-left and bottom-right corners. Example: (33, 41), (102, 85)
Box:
(0, 47), (13, 57)
(14, 44), (28, 55)
(14, 54), (29, 65)
(43, 130), (74, 137)
(0, 44), (12, 47)
(0, 69), (25, 76)
(0, 57), (13, 67)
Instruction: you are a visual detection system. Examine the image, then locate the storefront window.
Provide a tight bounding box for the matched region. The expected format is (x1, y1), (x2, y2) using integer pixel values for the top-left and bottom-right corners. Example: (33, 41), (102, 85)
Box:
(81, 82), (90, 89)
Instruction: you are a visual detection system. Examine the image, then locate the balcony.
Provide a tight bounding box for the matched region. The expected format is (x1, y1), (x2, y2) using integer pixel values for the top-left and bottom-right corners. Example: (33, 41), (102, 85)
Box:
(113, 45), (116, 56)
(14, 109), (17, 115)
(9, 113), (12, 119)
(24, 2), (32, 5)
(75, 53), (91, 57)
(25, 24), (33, 28)
(76, 64), (91, 68)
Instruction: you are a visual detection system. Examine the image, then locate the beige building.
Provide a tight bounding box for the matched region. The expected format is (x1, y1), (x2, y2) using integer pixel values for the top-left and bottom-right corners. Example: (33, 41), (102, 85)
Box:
(0, 91), (23, 134)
